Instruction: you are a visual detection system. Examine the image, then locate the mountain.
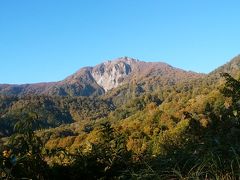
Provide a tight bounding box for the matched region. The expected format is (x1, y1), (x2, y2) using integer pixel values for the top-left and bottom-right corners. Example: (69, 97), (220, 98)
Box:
(1, 55), (240, 179)
(0, 57), (204, 97)
(210, 55), (240, 78)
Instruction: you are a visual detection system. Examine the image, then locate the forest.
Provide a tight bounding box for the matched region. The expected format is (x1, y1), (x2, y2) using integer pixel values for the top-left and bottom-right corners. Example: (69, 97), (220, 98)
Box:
(1, 57), (240, 179)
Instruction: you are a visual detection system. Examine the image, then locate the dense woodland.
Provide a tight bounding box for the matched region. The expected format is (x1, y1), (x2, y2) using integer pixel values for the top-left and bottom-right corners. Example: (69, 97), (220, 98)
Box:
(1, 57), (240, 179)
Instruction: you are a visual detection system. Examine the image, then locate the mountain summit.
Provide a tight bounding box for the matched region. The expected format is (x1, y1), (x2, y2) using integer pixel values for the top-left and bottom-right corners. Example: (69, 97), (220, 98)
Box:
(0, 57), (204, 96)
(91, 57), (135, 91)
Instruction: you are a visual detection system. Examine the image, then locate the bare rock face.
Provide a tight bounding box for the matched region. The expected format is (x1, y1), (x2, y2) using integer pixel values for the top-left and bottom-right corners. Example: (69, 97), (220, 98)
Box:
(91, 57), (135, 91)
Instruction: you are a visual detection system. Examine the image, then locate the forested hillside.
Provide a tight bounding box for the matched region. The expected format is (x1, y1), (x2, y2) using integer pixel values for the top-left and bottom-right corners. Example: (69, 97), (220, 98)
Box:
(1, 56), (240, 179)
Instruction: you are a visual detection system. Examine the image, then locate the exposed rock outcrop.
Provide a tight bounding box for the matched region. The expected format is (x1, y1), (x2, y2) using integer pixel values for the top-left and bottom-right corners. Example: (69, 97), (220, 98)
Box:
(91, 57), (135, 91)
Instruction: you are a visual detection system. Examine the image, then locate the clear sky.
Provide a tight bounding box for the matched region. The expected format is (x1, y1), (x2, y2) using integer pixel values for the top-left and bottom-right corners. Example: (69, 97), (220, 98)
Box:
(0, 0), (239, 84)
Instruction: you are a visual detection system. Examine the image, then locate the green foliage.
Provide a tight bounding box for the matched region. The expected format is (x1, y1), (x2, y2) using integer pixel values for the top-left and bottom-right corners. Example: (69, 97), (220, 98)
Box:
(1, 72), (240, 179)
(1, 112), (49, 179)
(0, 95), (114, 137)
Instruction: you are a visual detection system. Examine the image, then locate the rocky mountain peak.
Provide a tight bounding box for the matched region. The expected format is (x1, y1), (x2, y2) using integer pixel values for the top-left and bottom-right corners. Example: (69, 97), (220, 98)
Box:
(0, 56), (205, 97)
(92, 57), (136, 91)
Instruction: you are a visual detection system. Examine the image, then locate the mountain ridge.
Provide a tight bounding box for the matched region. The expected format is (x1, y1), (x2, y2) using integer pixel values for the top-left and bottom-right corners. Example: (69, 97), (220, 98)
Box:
(1, 56), (233, 97)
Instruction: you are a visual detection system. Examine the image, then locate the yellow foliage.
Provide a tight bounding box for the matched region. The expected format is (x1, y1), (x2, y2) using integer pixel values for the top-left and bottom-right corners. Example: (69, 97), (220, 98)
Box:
(200, 118), (209, 128)
(155, 119), (190, 155)
(45, 138), (60, 149)
(126, 137), (148, 155)
(57, 136), (75, 148)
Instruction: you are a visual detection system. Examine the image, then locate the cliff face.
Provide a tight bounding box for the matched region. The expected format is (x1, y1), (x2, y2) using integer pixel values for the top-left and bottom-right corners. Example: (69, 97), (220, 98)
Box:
(91, 57), (134, 91)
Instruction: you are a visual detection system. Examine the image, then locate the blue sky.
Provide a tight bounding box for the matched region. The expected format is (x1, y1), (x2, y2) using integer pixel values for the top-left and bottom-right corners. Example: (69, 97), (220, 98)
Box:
(0, 0), (239, 84)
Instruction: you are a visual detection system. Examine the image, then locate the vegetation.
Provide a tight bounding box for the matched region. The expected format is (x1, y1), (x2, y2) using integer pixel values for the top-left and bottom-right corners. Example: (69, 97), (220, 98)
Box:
(0, 95), (113, 137)
(1, 71), (240, 179)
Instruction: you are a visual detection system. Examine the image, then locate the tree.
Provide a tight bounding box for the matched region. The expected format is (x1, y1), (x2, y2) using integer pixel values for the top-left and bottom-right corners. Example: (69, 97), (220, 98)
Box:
(2, 112), (49, 179)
